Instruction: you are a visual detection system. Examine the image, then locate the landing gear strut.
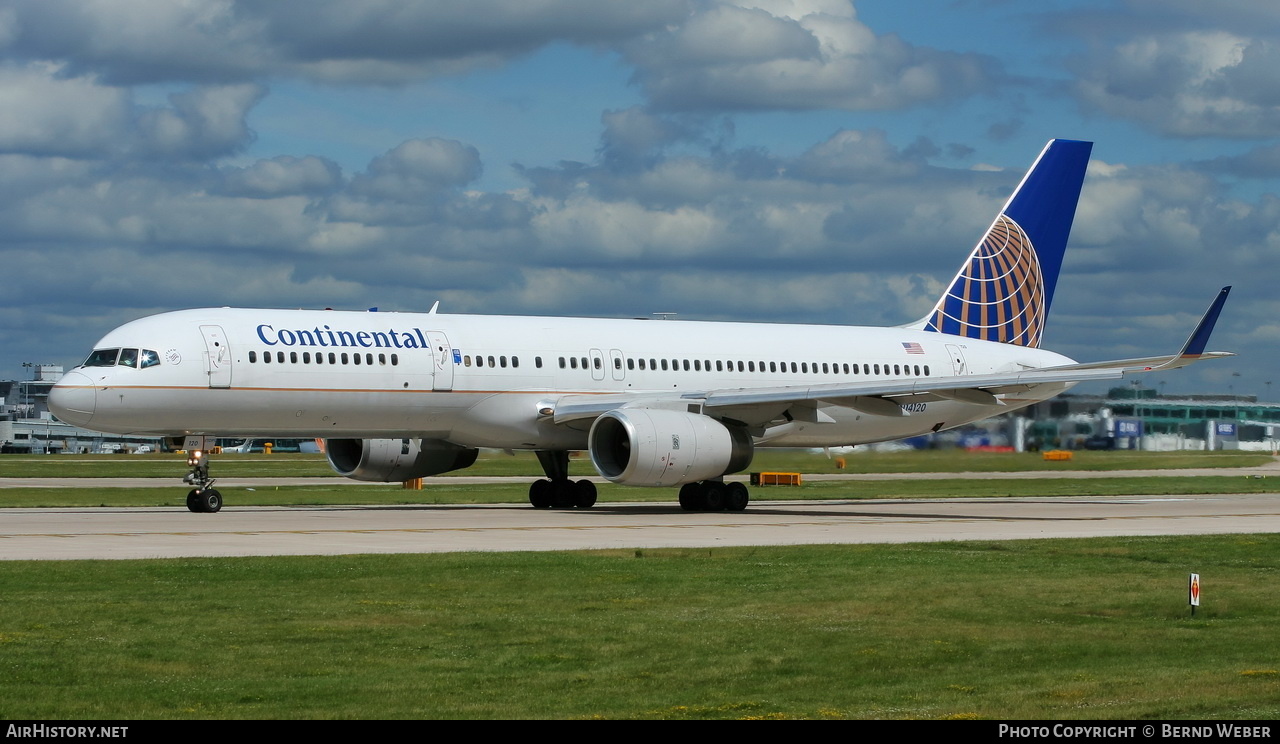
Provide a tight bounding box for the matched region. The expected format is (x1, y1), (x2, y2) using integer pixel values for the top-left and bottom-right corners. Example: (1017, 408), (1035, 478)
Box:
(679, 480), (749, 512)
(182, 447), (222, 513)
(529, 450), (597, 508)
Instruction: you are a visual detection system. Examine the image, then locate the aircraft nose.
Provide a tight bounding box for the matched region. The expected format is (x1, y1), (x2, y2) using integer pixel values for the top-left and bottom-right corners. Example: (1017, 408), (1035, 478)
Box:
(49, 371), (96, 426)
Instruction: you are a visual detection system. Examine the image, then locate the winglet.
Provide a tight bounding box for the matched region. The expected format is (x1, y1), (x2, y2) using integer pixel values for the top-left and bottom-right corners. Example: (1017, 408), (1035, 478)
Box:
(1178, 286), (1231, 359)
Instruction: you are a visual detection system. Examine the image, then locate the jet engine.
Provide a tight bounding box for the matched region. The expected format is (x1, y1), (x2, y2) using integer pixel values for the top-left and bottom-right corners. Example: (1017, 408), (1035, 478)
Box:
(325, 438), (479, 482)
(588, 408), (753, 487)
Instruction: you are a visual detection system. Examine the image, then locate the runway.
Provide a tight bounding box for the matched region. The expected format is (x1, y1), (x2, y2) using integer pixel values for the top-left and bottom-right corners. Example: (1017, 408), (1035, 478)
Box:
(3, 493), (1280, 560)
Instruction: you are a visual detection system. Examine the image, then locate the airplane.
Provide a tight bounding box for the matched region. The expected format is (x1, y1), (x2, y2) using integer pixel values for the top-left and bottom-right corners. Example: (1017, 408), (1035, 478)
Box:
(48, 139), (1234, 514)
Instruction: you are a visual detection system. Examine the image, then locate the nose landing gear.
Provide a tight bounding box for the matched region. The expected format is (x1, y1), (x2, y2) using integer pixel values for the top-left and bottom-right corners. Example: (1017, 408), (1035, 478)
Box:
(182, 447), (222, 513)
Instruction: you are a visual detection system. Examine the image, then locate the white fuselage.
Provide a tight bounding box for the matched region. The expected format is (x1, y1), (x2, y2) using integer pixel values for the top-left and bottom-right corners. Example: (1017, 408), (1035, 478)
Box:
(51, 307), (1076, 449)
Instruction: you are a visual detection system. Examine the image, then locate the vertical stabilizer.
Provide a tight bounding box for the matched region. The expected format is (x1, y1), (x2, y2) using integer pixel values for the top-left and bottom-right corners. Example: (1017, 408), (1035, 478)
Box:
(919, 139), (1092, 348)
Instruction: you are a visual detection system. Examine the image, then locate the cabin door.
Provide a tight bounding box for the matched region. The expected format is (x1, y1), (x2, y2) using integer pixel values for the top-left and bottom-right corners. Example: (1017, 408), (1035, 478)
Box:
(199, 325), (232, 388)
(425, 331), (454, 391)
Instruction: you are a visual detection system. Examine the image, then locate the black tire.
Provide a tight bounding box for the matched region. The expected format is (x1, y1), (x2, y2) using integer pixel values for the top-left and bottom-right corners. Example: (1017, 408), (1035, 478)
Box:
(551, 479), (576, 508)
(573, 479), (598, 508)
(678, 482), (700, 511)
(702, 481), (726, 511)
(529, 479), (552, 508)
(186, 489), (203, 513)
(199, 489), (222, 513)
(725, 482), (749, 512)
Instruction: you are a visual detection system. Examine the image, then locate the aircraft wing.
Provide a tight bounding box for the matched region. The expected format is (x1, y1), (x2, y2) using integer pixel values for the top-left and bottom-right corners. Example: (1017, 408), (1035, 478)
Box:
(550, 287), (1234, 428)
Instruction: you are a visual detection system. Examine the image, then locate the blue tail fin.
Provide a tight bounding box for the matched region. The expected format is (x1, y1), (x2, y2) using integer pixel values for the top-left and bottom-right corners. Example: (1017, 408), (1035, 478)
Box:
(919, 139), (1092, 348)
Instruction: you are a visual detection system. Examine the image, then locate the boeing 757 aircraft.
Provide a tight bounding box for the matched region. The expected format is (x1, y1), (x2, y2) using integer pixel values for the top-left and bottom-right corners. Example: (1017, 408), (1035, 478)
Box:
(49, 139), (1233, 513)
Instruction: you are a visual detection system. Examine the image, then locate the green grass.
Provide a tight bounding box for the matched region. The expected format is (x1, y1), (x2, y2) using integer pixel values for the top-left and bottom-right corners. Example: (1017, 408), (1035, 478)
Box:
(1, 536), (1277, 719)
(0, 448), (1270, 479)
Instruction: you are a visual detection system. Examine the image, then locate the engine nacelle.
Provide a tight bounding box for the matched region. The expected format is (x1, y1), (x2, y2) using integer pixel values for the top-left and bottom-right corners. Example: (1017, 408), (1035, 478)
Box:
(325, 438), (479, 482)
(588, 408), (753, 487)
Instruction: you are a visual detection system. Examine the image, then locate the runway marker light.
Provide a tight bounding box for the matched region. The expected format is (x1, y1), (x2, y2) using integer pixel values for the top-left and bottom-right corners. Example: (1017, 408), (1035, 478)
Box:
(1189, 573), (1201, 617)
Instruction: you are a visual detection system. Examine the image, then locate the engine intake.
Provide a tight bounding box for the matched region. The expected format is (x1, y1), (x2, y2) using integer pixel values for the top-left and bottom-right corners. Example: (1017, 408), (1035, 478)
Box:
(326, 438), (479, 482)
(588, 409), (753, 487)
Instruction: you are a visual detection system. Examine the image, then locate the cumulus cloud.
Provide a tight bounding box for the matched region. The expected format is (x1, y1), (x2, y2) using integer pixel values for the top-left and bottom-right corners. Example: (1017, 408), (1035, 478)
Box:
(219, 155), (344, 198)
(1, 0), (689, 84)
(0, 63), (130, 156)
(1071, 29), (1280, 137)
(625, 0), (1000, 112)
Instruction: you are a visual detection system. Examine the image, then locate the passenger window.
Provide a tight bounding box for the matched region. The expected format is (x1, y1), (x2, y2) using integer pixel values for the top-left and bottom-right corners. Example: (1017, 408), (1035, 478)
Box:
(500, 356), (507, 368)
(489, 356), (496, 367)
(559, 357), (566, 369)
(291, 352), (299, 364)
(264, 352), (272, 364)
(391, 354), (398, 365)
(661, 359), (668, 371)
(249, 351), (258, 363)
(595, 358), (603, 370)
(84, 349), (119, 367)
(512, 356), (519, 368)
(535, 357), (543, 368)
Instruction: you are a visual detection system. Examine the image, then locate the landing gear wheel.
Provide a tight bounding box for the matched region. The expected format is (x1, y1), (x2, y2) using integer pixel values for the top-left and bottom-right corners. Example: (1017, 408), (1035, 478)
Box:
(529, 479), (553, 508)
(573, 479), (597, 508)
(198, 489), (222, 513)
(725, 482), (750, 512)
(702, 482), (726, 511)
(551, 479), (577, 508)
(678, 482), (701, 511)
(186, 489), (202, 513)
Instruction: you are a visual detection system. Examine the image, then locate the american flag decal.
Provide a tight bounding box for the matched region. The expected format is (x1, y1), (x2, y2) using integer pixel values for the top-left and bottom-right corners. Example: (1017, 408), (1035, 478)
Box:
(902, 342), (924, 354)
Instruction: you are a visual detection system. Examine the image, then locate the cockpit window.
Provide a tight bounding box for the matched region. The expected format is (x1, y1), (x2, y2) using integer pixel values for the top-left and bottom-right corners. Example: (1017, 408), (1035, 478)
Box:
(84, 349), (120, 367)
(140, 349), (160, 368)
(118, 348), (139, 368)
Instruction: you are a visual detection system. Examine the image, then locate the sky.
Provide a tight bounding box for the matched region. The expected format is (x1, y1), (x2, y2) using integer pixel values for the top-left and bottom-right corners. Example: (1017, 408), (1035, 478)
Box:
(1, 0), (1278, 399)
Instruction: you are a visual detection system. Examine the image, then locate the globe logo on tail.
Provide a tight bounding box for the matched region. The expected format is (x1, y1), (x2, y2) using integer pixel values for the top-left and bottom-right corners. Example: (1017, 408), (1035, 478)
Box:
(924, 214), (1046, 348)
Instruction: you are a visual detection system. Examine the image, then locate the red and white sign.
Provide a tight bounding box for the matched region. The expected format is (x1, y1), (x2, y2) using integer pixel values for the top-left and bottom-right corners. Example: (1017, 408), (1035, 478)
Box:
(1189, 573), (1201, 607)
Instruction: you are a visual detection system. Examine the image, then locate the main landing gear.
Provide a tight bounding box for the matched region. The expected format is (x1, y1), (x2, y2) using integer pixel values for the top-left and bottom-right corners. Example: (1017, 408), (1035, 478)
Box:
(182, 447), (223, 513)
(526, 451), (752, 512)
(679, 480), (750, 512)
(529, 450), (597, 508)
